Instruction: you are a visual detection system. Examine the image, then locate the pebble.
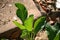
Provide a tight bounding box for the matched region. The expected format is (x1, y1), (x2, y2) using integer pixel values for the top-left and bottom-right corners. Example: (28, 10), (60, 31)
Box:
(13, 16), (17, 20)
(8, 4), (12, 7)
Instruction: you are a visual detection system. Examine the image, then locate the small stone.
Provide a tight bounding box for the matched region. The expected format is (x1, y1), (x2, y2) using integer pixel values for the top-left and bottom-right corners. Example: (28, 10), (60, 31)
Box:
(49, 21), (54, 25)
(13, 16), (17, 20)
(8, 4), (12, 7)
(35, 0), (40, 2)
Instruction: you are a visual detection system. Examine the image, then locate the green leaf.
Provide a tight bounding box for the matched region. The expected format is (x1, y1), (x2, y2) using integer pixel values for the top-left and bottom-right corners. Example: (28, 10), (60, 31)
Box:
(15, 3), (28, 22)
(34, 16), (46, 34)
(24, 15), (34, 31)
(13, 21), (25, 30)
(54, 23), (60, 31)
(54, 30), (60, 40)
(46, 23), (58, 40)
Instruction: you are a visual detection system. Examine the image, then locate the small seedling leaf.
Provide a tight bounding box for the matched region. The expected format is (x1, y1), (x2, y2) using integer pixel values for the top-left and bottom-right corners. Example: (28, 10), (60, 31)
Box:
(15, 3), (28, 22)
(24, 15), (34, 31)
(54, 30), (60, 40)
(13, 21), (25, 30)
(34, 16), (46, 34)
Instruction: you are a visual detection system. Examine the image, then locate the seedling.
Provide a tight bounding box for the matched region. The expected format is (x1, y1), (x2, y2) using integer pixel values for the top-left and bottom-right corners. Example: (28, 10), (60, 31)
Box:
(13, 3), (46, 40)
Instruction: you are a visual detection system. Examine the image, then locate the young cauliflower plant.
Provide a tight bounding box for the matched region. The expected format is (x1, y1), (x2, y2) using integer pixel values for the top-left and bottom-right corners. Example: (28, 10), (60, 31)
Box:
(13, 3), (46, 40)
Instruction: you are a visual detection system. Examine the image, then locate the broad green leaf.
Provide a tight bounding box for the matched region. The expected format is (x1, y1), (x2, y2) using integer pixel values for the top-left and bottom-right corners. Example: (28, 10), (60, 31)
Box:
(13, 21), (25, 30)
(54, 23), (60, 31)
(15, 3), (28, 22)
(54, 30), (60, 40)
(34, 16), (46, 34)
(46, 23), (58, 40)
(24, 15), (34, 31)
